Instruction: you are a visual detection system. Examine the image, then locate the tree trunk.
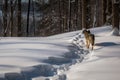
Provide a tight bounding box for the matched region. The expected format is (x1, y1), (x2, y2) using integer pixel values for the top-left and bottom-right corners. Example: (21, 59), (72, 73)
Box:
(101, 0), (106, 25)
(81, 0), (87, 29)
(58, 0), (62, 33)
(3, 0), (8, 37)
(61, 0), (65, 32)
(77, 0), (82, 30)
(17, 0), (22, 36)
(32, 0), (36, 36)
(112, 2), (119, 30)
(105, 0), (112, 25)
(10, 0), (14, 36)
(26, 0), (31, 36)
(68, 0), (71, 31)
(63, 0), (68, 32)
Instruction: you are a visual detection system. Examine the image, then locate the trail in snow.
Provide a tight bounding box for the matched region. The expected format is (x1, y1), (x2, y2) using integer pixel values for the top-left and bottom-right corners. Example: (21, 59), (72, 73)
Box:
(0, 26), (116, 80)
(66, 26), (120, 80)
(0, 30), (89, 80)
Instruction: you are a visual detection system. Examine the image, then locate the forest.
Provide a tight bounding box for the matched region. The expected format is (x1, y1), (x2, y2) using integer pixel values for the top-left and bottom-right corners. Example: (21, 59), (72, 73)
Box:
(0, 0), (120, 37)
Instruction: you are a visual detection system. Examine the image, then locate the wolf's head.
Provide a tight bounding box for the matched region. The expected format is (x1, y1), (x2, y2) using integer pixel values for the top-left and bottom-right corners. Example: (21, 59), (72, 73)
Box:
(82, 29), (91, 34)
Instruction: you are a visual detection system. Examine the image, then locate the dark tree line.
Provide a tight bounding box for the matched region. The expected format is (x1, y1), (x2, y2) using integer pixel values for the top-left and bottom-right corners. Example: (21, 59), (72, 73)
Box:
(0, 0), (120, 37)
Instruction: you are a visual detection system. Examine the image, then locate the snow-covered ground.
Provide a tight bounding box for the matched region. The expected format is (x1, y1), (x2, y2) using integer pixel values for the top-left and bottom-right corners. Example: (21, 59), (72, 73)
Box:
(0, 26), (120, 80)
(66, 26), (120, 80)
(0, 29), (85, 80)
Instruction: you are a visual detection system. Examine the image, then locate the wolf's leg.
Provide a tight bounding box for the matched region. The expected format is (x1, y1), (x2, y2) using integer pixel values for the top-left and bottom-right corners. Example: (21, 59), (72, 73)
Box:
(92, 45), (94, 50)
(86, 40), (89, 49)
(88, 40), (90, 49)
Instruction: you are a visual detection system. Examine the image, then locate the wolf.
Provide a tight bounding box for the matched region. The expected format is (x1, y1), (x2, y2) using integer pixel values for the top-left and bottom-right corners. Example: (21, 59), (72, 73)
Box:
(83, 29), (95, 50)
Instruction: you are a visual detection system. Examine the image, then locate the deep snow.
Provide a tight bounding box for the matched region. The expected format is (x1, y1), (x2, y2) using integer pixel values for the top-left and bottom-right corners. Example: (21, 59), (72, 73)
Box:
(66, 26), (120, 80)
(0, 29), (86, 80)
(0, 26), (120, 80)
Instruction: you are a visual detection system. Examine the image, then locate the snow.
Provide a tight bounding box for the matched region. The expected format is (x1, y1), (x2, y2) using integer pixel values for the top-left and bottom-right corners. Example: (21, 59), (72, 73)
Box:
(110, 27), (119, 36)
(0, 30), (84, 80)
(66, 26), (120, 80)
(0, 25), (120, 80)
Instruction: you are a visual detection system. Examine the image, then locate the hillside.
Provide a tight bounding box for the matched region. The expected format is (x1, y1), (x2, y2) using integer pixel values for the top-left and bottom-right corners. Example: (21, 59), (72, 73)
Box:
(66, 26), (120, 80)
(0, 26), (120, 80)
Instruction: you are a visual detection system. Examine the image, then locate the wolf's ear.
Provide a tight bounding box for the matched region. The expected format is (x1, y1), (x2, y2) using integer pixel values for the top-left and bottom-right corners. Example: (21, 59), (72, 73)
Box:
(87, 30), (91, 33)
(82, 29), (87, 33)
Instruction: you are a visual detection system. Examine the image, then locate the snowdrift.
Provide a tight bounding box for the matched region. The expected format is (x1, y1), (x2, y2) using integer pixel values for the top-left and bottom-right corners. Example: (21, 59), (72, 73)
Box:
(0, 26), (118, 80)
(0, 29), (88, 80)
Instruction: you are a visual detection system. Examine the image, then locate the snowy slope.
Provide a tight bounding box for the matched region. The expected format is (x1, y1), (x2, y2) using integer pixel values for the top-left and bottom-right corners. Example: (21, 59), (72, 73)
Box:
(0, 30), (85, 80)
(66, 26), (120, 80)
(0, 25), (120, 80)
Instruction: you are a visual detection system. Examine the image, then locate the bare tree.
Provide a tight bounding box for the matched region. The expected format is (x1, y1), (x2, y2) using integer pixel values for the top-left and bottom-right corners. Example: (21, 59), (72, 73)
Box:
(112, 1), (119, 30)
(26, 0), (31, 36)
(17, 0), (22, 36)
(105, 0), (112, 25)
(3, 0), (8, 36)
(58, 0), (62, 32)
(68, 0), (71, 31)
(101, 0), (106, 25)
(81, 0), (87, 29)
(32, 0), (36, 36)
(77, 0), (82, 30)
(10, 0), (14, 36)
